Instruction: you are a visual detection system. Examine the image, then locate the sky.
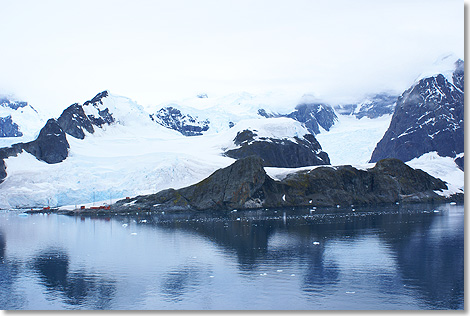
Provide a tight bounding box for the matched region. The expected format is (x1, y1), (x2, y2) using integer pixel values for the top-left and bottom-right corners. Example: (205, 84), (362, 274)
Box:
(0, 0), (464, 116)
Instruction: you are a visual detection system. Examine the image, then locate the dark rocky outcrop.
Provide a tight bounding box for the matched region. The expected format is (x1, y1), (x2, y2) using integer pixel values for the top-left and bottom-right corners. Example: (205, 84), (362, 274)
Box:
(0, 119), (70, 182)
(113, 156), (453, 213)
(150, 106), (210, 136)
(334, 93), (398, 119)
(57, 91), (115, 140)
(370, 60), (464, 164)
(57, 103), (95, 139)
(83, 91), (114, 127)
(22, 119), (69, 164)
(224, 130), (330, 168)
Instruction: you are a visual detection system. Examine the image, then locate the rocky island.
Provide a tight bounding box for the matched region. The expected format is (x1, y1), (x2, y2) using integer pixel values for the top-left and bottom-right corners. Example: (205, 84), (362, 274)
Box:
(97, 156), (457, 215)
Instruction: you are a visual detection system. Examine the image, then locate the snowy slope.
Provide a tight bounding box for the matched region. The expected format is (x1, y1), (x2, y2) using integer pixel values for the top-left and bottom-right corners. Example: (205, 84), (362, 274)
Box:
(0, 117), (312, 209)
(407, 152), (464, 197)
(316, 114), (393, 165)
(150, 91), (304, 134)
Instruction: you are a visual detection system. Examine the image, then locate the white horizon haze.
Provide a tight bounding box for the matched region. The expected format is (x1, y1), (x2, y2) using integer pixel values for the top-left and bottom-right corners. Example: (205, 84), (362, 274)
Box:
(0, 0), (464, 117)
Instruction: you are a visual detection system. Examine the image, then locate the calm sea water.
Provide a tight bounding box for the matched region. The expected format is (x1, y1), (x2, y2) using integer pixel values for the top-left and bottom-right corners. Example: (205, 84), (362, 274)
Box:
(0, 203), (464, 310)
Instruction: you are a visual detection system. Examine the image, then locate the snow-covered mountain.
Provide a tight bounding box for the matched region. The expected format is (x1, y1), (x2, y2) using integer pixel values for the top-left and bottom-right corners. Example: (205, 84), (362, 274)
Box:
(152, 92), (338, 136)
(150, 106), (210, 136)
(334, 93), (398, 119)
(0, 97), (45, 146)
(0, 55), (465, 210)
(0, 93), (332, 208)
(370, 59), (464, 170)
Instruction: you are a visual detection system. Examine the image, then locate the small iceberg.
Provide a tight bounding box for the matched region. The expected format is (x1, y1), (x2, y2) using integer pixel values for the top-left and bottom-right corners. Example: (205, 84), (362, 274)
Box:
(450, 202), (457, 205)
(313, 241), (320, 245)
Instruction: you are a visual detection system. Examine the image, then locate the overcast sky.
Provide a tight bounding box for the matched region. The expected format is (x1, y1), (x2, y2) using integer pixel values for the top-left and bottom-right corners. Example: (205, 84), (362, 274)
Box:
(0, 0), (464, 115)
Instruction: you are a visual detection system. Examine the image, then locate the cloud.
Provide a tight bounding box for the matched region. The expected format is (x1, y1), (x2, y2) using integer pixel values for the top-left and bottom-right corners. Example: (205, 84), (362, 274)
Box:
(0, 0), (463, 113)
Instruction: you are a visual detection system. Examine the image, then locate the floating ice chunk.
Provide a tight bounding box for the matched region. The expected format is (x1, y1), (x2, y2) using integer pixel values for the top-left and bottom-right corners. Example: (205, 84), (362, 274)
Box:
(282, 194), (286, 201)
(260, 273), (267, 276)
(236, 218), (241, 221)
(313, 241), (320, 245)
(433, 210), (439, 213)
(140, 219), (147, 223)
(290, 274), (296, 276)
(231, 209), (237, 213)
(336, 205), (340, 208)
(276, 269), (283, 272)
(130, 232), (137, 235)
(209, 276), (214, 278)
(18, 213), (28, 217)
(450, 202), (457, 205)
(346, 291), (356, 294)
(309, 200), (313, 204)
(122, 224), (128, 227)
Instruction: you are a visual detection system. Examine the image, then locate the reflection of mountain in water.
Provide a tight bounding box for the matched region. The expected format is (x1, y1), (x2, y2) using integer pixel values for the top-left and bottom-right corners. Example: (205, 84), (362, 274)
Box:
(32, 249), (116, 309)
(145, 205), (463, 309)
(379, 213), (464, 309)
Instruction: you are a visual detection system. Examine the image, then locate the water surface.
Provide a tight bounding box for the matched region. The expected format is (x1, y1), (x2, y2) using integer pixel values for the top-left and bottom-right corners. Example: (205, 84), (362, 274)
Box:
(0, 203), (463, 310)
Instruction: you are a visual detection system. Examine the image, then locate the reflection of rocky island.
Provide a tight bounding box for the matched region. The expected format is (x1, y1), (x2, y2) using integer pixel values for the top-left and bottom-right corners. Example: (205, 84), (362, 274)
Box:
(145, 204), (463, 309)
(110, 156), (456, 213)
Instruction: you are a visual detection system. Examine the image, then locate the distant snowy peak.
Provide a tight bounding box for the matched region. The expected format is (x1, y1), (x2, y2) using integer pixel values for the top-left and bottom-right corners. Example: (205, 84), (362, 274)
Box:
(0, 98), (29, 110)
(0, 96), (44, 140)
(287, 103), (337, 134)
(83, 90), (150, 126)
(150, 106), (210, 136)
(58, 90), (154, 139)
(334, 93), (398, 119)
(258, 103), (338, 135)
(370, 59), (464, 166)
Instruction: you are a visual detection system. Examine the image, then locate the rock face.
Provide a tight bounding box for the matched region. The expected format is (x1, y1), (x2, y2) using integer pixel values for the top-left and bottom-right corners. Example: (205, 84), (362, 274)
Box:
(57, 91), (115, 139)
(224, 129), (330, 168)
(370, 60), (464, 165)
(114, 156), (451, 212)
(82, 91), (115, 127)
(0, 116), (22, 137)
(258, 103), (338, 135)
(22, 119), (69, 164)
(334, 93), (398, 119)
(57, 103), (95, 139)
(150, 106), (210, 136)
(287, 103), (338, 134)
